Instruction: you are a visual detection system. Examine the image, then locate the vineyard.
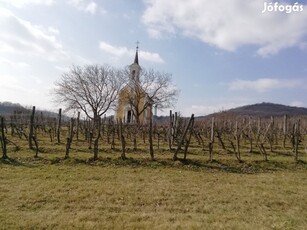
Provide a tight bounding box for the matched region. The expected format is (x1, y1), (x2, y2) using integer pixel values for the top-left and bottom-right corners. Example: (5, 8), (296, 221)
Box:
(1, 106), (307, 165)
(1, 107), (307, 229)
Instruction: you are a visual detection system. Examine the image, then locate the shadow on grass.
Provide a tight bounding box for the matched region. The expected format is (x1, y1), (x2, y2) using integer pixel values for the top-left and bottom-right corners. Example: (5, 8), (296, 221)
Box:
(173, 158), (257, 174)
(296, 159), (306, 164)
(2, 154), (306, 174)
(0, 157), (26, 166)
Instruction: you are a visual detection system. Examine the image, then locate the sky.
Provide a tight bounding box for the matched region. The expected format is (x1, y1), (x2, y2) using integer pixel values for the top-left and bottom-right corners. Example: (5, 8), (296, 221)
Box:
(0, 0), (307, 116)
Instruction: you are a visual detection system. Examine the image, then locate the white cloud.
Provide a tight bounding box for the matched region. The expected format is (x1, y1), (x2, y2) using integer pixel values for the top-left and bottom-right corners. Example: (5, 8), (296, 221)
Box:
(99, 42), (129, 56)
(0, 57), (30, 68)
(181, 102), (247, 116)
(139, 50), (164, 63)
(0, 74), (49, 108)
(48, 26), (60, 35)
(0, 75), (22, 90)
(0, 0), (54, 8)
(99, 41), (164, 63)
(0, 8), (67, 61)
(68, 0), (99, 14)
(142, 0), (307, 57)
(229, 78), (302, 92)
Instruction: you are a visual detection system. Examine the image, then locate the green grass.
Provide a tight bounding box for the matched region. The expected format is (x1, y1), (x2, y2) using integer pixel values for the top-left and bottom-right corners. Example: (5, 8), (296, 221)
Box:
(0, 130), (307, 229)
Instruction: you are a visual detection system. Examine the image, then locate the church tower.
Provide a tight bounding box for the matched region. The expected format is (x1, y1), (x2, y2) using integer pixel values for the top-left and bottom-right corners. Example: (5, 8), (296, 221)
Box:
(129, 44), (141, 82)
(115, 43), (152, 125)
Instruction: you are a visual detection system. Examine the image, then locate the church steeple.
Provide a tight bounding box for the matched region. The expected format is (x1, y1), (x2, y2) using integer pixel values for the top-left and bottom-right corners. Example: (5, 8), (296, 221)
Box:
(133, 41), (139, 65)
(130, 41), (141, 82)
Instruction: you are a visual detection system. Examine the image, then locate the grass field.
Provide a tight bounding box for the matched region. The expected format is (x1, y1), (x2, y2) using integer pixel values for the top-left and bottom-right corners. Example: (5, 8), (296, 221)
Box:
(1, 146), (307, 229)
(0, 128), (307, 229)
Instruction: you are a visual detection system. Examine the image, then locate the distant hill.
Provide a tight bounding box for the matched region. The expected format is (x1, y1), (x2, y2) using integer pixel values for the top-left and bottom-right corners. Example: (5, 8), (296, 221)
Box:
(0, 101), (66, 119)
(201, 102), (307, 120)
(2, 101), (306, 123)
(0, 101), (28, 115)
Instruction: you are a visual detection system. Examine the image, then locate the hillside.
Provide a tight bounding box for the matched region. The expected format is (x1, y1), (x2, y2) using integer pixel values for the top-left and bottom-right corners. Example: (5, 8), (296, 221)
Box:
(2, 101), (307, 121)
(203, 102), (307, 119)
(0, 101), (64, 119)
(0, 102), (28, 115)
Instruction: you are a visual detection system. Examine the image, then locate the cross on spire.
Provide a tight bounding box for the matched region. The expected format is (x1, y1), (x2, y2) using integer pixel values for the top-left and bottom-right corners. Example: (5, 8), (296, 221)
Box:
(136, 40), (140, 50)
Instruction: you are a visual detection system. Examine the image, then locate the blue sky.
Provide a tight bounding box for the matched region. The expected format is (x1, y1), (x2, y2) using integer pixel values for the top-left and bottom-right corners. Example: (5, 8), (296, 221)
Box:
(0, 0), (307, 116)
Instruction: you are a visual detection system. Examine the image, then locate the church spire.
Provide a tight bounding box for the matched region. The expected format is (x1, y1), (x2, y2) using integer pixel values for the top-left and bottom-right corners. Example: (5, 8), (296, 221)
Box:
(134, 41), (139, 65)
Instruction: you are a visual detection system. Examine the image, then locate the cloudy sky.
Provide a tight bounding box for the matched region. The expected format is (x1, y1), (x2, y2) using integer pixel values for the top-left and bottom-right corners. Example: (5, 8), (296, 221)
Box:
(0, 0), (307, 116)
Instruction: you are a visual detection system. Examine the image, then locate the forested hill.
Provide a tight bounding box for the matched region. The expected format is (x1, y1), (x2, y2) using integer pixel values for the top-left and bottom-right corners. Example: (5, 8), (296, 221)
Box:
(202, 102), (307, 119)
(0, 101), (63, 119)
(2, 101), (307, 121)
(0, 102), (28, 115)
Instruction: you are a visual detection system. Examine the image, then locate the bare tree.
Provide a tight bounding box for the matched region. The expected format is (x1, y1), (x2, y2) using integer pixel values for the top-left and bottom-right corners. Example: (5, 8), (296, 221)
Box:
(123, 68), (178, 125)
(53, 64), (125, 159)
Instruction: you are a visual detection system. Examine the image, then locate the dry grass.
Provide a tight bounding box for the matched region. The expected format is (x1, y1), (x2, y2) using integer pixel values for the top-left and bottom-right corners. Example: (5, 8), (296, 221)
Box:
(0, 130), (307, 229)
(1, 152), (307, 229)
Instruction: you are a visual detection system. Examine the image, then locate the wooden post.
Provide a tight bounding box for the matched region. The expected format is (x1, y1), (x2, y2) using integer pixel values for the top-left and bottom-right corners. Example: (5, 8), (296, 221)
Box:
(1, 117), (7, 159)
(294, 120), (300, 162)
(248, 117), (253, 153)
(76, 111), (80, 141)
(173, 114), (194, 161)
(209, 117), (215, 162)
(174, 112), (178, 141)
(183, 116), (194, 160)
(65, 118), (74, 159)
(33, 135), (39, 158)
(56, 108), (62, 144)
(256, 117), (261, 147)
(149, 111), (154, 160)
(168, 110), (173, 150)
(283, 114), (287, 148)
(119, 119), (126, 160)
(235, 121), (241, 162)
(269, 116), (274, 152)
(29, 106), (35, 149)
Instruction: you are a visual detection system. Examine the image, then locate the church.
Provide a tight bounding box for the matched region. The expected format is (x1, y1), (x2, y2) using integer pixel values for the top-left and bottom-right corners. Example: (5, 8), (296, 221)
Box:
(115, 45), (152, 125)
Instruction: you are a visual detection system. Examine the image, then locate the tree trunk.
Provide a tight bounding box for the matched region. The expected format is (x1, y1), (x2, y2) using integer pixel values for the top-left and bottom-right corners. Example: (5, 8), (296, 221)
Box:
(93, 114), (101, 160)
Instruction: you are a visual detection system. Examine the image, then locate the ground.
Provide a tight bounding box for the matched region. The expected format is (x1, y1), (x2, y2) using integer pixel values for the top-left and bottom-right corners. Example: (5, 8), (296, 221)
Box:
(1, 149), (306, 229)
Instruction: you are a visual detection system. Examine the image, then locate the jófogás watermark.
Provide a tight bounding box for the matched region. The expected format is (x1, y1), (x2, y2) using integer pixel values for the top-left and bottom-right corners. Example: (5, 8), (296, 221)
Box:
(262, 2), (304, 13)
